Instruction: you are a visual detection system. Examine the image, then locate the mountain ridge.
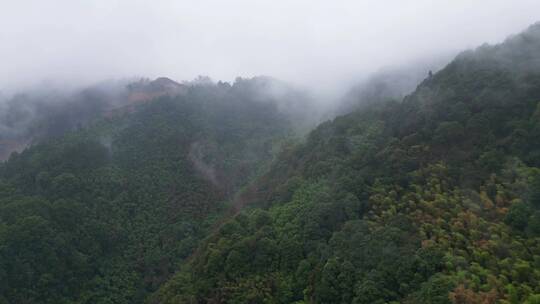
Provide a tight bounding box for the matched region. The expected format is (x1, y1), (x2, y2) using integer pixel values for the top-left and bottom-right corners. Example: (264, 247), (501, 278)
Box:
(151, 22), (540, 304)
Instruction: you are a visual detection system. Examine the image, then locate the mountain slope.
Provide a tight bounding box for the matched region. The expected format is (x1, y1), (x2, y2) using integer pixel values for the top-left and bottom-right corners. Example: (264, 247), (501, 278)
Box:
(153, 23), (540, 304)
(0, 78), (306, 304)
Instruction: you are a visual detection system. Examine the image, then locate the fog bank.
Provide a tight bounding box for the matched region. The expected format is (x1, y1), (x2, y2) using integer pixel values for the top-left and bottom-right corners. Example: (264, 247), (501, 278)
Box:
(1, 0), (540, 97)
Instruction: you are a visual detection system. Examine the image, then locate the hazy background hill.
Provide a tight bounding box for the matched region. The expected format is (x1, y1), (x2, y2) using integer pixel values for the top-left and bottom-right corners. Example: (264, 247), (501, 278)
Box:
(0, 77), (317, 303)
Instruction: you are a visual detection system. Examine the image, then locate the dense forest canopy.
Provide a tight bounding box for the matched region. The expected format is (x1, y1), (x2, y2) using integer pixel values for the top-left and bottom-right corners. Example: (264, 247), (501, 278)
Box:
(2, 22), (540, 304)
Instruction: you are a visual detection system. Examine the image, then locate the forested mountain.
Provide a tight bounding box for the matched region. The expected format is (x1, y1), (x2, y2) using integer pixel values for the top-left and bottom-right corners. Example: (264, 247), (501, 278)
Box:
(2, 22), (540, 304)
(152, 24), (540, 303)
(0, 77), (310, 303)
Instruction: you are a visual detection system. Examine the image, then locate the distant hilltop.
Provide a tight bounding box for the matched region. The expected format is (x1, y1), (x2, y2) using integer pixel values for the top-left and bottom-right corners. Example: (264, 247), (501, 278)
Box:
(126, 77), (187, 103)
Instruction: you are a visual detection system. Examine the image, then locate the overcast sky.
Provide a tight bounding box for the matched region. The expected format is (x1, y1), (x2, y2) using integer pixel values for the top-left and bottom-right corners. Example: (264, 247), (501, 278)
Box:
(1, 0), (539, 95)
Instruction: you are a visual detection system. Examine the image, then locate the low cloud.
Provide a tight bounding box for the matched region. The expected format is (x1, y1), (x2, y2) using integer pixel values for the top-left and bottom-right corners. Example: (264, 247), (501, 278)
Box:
(1, 1), (539, 98)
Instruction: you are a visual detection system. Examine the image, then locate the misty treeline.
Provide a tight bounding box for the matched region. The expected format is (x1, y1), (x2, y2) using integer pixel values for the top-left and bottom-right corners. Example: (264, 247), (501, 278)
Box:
(0, 76), (321, 161)
(0, 51), (444, 163)
(1, 22), (540, 304)
(336, 55), (451, 115)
